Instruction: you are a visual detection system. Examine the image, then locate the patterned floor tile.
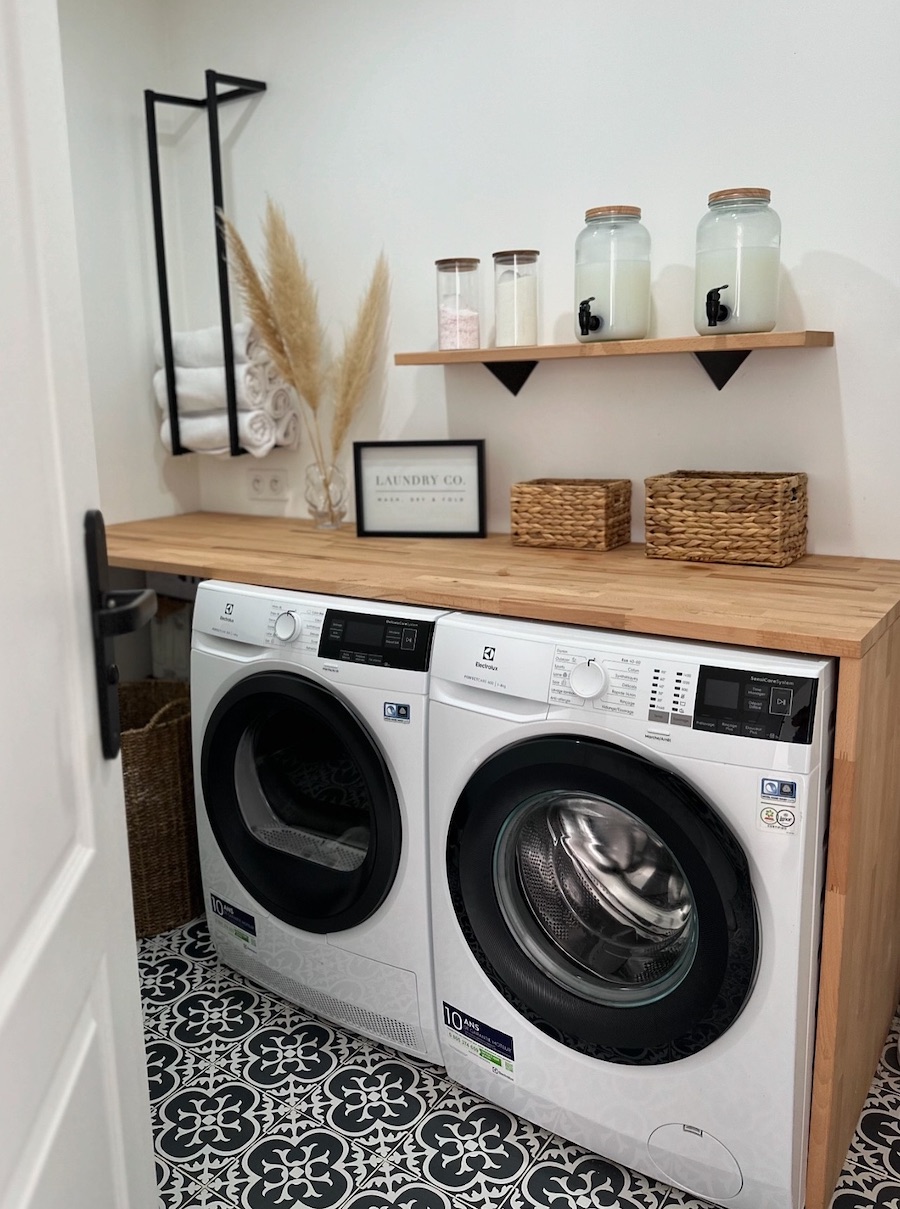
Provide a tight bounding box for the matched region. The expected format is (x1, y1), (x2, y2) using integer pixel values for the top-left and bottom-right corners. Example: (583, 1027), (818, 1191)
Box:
(153, 1064), (288, 1185)
(150, 971), (284, 1062)
(507, 1134), (675, 1209)
(156, 1154), (205, 1209)
(389, 1082), (549, 1209)
(180, 1186), (240, 1209)
(302, 1040), (454, 1157)
(830, 1161), (900, 1208)
(846, 1086), (900, 1179)
(878, 1014), (900, 1090)
(145, 1034), (213, 1104)
(218, 1004), (362, 1108)
(217, 1108), (383, 1208)
(345, 1161), (470, 1209)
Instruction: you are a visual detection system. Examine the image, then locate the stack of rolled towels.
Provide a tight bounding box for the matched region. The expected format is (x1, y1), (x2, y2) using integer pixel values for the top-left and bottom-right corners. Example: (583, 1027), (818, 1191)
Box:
(154, 321), (301, 458)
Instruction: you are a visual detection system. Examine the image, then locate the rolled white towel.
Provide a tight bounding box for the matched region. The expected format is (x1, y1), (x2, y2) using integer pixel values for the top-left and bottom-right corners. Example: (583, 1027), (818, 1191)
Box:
(275, 410), (301, 449)
(265, 384), (295, 420)
(153, 320), (252, 368)
(160, 409), (277, 458)
(153, 363), (268, 413)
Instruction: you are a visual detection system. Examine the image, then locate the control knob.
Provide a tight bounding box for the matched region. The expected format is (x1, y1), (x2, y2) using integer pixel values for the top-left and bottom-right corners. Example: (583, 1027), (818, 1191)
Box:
(568, 658), (607, 699)
(274, 611), (299, 642)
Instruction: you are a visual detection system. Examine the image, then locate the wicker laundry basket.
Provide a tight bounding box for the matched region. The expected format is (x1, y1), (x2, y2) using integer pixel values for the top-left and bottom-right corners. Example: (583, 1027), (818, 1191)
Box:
(120, 680), (203, 938)
(644, 470), (808, 567)
(510, 478), (632, 550)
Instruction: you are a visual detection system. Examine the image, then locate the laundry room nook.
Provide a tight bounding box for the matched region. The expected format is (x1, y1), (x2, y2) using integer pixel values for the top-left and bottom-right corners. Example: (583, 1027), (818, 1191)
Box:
(7, 3), (900, 1209)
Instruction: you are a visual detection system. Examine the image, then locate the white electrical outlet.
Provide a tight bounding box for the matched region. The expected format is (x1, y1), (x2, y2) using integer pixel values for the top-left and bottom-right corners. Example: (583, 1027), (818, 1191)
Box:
(247, 470), (289, 500)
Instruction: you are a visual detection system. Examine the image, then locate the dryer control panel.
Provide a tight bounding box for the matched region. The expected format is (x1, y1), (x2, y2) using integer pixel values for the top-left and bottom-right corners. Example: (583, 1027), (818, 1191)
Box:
(318, 609), (436, 672)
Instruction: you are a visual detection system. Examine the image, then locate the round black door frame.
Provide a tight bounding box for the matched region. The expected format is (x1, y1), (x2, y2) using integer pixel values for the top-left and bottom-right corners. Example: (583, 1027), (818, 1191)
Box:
(201, 670), (402, 933)
(447, 735), (759, 1064)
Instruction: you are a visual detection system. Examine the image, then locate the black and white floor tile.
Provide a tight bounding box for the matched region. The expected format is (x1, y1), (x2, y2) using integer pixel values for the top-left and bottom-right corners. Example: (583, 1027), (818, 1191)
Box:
(139, 917), (900, 1209)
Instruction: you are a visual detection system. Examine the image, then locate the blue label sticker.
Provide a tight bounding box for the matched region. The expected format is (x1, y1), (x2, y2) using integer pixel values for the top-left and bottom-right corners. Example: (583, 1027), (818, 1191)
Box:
(209, 893), (257, 937)
(443, 1002), (514, 1061)
(762, 777), (797, 800)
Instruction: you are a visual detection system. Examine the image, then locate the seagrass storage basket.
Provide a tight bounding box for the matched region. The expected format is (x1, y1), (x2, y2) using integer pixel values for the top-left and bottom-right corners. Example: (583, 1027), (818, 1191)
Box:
(120, 680), (203, 939)
(644, 470), (808, 567)
(510, 478), (631, 550)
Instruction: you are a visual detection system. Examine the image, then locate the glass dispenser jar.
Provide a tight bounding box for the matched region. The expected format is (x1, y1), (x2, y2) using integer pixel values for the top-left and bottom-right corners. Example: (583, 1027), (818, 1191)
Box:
(436, 257), (481, 350)
(493, 250), (539, 347)
(574, 206), (651, 342)
(694, 188), (781, 335)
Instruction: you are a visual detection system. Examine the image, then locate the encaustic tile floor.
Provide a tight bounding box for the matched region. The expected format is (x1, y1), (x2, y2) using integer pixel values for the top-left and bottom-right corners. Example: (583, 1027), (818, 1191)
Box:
(140, 917), (900, 1209)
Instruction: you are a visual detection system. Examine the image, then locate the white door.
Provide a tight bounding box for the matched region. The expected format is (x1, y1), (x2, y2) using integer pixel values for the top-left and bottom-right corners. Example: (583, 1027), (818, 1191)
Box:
(0, 2), (156, 1206)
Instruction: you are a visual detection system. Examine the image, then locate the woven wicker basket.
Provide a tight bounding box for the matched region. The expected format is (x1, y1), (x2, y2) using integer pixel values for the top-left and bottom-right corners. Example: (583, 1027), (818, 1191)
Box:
(644, 470), (808, 567)
(511, 478), (631, 550)
(120, 680), (203, 939)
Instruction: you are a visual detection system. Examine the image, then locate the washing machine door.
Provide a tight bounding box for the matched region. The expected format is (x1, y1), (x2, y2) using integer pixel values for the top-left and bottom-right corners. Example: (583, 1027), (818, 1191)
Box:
(202, 671), (401, 933)
(448, 736), (758, 1065)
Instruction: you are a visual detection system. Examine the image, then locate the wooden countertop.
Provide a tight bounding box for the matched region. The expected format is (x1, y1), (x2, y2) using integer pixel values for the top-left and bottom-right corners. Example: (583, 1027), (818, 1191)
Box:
(105, 512), (900, 659)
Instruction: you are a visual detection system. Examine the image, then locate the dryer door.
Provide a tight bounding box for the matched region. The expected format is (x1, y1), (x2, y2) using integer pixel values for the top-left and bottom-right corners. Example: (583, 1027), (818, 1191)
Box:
(448, 736), (758, 1065)
(202, 671), (401, 933)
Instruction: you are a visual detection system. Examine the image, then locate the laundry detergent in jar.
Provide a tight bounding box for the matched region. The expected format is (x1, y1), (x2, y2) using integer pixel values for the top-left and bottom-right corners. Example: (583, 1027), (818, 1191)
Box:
(694, 188), (781, 334)
(574, 205), (651, 342)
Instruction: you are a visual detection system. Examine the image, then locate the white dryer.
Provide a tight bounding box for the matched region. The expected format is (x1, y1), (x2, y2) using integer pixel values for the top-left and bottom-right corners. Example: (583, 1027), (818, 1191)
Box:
(191, 579), (446, 1063)
(428, 611), (834, 1209)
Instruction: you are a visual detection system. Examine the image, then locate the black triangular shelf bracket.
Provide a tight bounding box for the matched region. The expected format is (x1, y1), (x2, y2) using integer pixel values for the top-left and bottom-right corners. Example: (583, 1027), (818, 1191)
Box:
(693, 349), (752, 390)
(483, 360), (539, 396)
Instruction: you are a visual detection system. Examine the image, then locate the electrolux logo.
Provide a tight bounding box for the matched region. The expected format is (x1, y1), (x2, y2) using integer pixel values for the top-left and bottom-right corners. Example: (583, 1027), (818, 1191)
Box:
(475, 644), (498, 671)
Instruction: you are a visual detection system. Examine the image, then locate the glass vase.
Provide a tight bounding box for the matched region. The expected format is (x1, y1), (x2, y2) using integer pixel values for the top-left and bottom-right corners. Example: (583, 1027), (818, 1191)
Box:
(305, 462), (347, 529)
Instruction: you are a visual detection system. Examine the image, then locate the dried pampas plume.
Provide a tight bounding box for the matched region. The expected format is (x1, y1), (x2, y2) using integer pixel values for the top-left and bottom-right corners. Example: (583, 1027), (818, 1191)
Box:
(331, 252), (389, 458)
(220, 201), (390, 516)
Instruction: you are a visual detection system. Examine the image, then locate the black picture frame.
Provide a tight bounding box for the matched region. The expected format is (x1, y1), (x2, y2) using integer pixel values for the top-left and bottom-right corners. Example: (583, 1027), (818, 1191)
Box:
(353, 440), (486, 538)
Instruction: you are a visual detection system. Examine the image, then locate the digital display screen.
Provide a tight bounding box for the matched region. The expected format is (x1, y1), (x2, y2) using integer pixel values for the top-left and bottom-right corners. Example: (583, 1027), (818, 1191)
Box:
(704, 678), (740, 710)
(344, 618), (386, 648)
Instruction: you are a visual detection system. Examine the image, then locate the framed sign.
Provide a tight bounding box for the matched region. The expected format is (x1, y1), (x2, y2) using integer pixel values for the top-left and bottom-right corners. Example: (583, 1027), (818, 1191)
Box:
(353, 440), (486, 538)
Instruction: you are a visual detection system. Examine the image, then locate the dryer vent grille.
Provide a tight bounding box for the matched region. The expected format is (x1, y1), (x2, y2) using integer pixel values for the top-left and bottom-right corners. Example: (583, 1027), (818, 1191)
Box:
(226, 948), (425, 1054)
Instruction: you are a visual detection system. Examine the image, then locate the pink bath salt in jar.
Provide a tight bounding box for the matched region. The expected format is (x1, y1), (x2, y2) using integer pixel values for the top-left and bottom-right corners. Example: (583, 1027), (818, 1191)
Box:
(436, 257), (481, 349)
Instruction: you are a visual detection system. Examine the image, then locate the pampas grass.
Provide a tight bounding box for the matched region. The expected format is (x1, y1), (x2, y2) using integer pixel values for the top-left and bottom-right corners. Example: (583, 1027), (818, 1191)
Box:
(220, 200), (389, 521)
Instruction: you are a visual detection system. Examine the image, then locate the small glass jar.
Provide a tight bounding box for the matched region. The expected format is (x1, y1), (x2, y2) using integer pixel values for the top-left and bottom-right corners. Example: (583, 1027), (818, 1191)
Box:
(694, 188), (781, 335)
(574, 206), (651, 342)
(493, 249), (539, 347)
(435, 257), (481, 349)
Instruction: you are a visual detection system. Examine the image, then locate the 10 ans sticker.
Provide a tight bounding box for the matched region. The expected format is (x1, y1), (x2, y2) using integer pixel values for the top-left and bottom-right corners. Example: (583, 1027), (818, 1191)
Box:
(209, 893), (258, 951)
(443, 1002), (515, 1081)
(758, 778), (800, 834)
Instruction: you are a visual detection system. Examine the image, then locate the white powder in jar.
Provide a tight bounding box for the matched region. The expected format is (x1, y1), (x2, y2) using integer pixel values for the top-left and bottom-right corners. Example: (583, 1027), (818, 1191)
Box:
(495, 271), (537, 347)
(439, 306), (480, 349)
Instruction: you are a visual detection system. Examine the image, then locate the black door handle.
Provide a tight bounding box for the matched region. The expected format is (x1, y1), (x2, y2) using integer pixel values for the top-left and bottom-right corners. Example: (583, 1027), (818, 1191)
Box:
(85, 510), (158, 758)
(97, 588), (158, 638)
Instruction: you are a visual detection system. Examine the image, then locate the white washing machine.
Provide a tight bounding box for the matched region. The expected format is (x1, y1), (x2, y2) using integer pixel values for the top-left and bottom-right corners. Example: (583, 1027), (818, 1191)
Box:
(428, 611), (835, 1209)
(191, 579), (447, 1063)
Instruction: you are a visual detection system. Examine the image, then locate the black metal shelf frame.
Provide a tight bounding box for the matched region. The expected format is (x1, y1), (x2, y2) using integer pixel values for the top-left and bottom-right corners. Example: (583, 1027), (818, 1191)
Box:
(145, 70), (266, 457)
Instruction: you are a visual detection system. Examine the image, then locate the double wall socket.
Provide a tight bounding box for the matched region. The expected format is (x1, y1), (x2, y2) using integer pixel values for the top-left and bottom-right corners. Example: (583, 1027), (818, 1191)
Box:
(247, 470), (289, 500)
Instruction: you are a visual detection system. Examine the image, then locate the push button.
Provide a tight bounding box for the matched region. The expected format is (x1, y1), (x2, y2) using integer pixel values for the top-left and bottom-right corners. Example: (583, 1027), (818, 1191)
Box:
(742, 721), (766, 738)
(401, 627), (417, 651)
(770, 687), (794, 715)
(717, 719), (740, 734)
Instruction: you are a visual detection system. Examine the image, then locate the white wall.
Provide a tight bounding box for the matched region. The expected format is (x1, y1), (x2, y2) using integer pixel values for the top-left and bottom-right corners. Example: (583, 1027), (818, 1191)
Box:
(58, 0), (201, 521)
(61, 0), (900, 555)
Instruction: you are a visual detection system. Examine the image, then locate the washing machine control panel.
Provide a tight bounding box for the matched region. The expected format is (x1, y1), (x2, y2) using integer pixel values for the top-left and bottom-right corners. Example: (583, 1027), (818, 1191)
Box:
(692, 665), (818, 744)
(550, 646), (818, 744)
(318, 609), (436, 671)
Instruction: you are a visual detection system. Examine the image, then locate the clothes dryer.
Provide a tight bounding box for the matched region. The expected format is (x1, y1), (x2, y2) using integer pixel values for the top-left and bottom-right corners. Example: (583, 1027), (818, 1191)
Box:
(428, 611), (834, 1208)
(191, 580), (446, 1062)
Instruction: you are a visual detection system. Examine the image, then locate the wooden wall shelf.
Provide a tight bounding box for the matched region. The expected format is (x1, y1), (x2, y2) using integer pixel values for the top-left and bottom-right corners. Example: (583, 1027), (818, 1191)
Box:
(394, 330), (835, 393)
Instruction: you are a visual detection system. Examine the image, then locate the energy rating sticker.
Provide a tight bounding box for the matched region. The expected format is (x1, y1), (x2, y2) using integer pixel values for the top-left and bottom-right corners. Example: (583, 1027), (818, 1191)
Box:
(209, 893), (258, 951)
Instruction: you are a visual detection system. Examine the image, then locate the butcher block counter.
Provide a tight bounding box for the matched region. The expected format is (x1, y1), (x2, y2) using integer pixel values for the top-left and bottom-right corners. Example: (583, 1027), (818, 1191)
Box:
(106, 511), (900, 1209)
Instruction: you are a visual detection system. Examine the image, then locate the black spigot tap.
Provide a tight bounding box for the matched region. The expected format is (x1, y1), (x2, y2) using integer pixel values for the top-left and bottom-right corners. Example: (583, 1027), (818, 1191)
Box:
(578, 297), (603, 335)
(705, 285), (730, 327)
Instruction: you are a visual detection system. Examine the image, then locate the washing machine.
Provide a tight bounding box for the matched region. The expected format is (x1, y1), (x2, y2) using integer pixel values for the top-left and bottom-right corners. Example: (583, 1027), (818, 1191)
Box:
(191, 579), (447, 1063)
(428, 611), (835, 1209)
